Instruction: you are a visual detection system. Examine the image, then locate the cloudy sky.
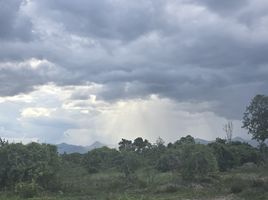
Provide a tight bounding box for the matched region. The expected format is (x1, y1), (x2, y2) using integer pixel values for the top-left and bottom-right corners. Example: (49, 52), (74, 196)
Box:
(0, 0), (267, 145)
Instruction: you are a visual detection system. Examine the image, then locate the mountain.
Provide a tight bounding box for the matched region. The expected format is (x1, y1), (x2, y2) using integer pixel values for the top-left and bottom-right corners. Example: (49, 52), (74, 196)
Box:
(195, 137), (267, 147)
(88, 141), (105, 150)
(194, 138), (211, 145)
(232, 137), (260, 147)
(57, 141), (106, 154)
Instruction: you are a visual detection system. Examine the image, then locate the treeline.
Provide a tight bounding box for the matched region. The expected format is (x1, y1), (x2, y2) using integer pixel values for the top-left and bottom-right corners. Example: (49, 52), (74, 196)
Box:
(0, 139), (60, 197)
(75, 136), (265, 179)
(0, 135), (267, 198)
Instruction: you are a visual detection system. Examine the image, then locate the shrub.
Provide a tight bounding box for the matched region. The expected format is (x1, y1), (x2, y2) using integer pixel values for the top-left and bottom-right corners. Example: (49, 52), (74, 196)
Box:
(0, 143), (60, 189)
(156, 154), (181, 172)
(15, 181), (41, 198)
(83, 147), (120, 173)
(228, 177), (249, 194)
(157, 184), (179, 193)
(181, 144), (218, 180)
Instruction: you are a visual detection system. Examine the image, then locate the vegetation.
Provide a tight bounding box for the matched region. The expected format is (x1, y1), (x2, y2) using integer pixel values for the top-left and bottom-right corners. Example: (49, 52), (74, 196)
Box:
(0, 94), (267, 199)
(242, 94), (268, 145)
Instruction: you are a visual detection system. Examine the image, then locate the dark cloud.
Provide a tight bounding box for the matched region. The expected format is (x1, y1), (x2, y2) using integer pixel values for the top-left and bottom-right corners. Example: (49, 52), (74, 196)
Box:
(0, 0), (268, 119)
(34, 0), (163, 41)
(0, 0), (33, 41)
(0, 67), (44, 96)
(193, 0), (249, 14)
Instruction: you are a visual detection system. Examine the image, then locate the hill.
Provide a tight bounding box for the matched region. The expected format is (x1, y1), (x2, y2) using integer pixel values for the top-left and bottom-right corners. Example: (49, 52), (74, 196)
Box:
(195, 137), (267, 147)
(57, 141), (106, 154)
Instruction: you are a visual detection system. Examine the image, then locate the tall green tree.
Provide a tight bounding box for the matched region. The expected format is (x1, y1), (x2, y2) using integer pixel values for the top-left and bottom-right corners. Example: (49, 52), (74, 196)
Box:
(133, 137), (151, 154)
(83, 147), (119, 173)
(118, 139), (133, 152)
(0, 142), (60, 189)
(242, 95), (268, 145)
(175, 135), (195, 146)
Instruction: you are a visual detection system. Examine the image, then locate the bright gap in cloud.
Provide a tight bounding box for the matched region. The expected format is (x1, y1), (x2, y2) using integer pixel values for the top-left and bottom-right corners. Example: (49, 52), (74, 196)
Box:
(0, 84), (248, 146)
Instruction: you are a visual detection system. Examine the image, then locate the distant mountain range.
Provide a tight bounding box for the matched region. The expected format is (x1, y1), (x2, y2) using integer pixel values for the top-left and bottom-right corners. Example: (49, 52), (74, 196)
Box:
(195, 137), (267, 147)
(57, 141), (106, 154)
(57, 137), (267, 154)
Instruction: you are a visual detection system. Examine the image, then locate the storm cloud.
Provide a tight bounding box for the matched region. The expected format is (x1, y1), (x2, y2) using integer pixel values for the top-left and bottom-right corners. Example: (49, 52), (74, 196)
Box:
(0, 0), (267, 144)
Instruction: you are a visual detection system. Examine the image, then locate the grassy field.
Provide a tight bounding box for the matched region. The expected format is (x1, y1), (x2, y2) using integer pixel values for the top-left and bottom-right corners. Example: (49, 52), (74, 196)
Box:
(1, 165), (267, 200)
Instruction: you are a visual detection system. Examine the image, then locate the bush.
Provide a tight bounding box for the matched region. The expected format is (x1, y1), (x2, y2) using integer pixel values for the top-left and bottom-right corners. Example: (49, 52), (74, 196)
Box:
(116, 152), (141, 179)
(181, 144), (218, 180)
(156, 153), (181, 172)
(230, 181), (247, 194)
(157, 184), (179, 193)
(83, 147), (120, 173)
(209, 141), (261, 171)
(228, 177), (249, 194)
(0, 143), (60, 189)
(15, 181), (41, 198)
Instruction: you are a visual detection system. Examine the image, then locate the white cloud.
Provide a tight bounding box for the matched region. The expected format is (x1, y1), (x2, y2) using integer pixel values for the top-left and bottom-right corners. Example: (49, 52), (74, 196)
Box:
(21, 107), (54, 118)
(0, 83), (248, 145)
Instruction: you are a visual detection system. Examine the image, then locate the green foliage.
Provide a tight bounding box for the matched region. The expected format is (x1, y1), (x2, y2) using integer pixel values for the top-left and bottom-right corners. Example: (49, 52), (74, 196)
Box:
(0, 142), (60, 190)
(61, 152), (84, 165)
(0, 138), (8, 147)
(175, 135), (195, 146)
(83, 147), (120, 173)
(156, 153), (181, 172)
(118, 137), (152, 155)
(132, 137), (152, 154)
(15, 180), (41, 198)
(209, 141), (261, 171)
(0, 131), (267, 199)
(230, 181), (246, 194)
(118, 139), (133, 152)
(242, 94), (268, 144)
(209, 142), (238, 171)
(116, 151), (141, 179)
(180, 144), (218, 180)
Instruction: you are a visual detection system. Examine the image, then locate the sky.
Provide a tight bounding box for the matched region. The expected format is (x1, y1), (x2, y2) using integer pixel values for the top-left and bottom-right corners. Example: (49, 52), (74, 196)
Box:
(0, 0), (268, 145)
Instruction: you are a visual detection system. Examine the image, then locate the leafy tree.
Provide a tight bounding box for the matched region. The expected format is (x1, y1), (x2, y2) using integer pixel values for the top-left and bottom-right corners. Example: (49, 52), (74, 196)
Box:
(61, 152), (84, 165)
(0, 142), (60, 189)
(208, 142), (238, 171)
(83, 147), (119, 173)
(118, 139), (133, 152)
(175, 135), (195, 146)
(152, 137), (166, 156)
(156, 153), (181, 172)
(242, 94), (268, 145)
(209, 141), (261, 171)
(0, 138), (8, 147)
(230, 143), (261, 165)
(143, 139), (166, 166)
(181, 144), (218, 180)
(155, 137), (165, 148)
(133, 137), (152, 154)
(116, 151), (141, 179)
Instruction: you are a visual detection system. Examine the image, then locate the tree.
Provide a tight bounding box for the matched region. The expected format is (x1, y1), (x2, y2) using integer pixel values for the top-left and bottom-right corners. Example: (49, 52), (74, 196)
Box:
(156, 153), (181, 172)
(133, 137), (151, 154)
(0, 142), (60, 189)
(118, 139), (133, 152)
(180, 144), (218, 180)
(0, 138), (8, 147)
(116, 151), (141, 180)
(175, 135), (195, 146)
(242, 95), (268, 145)
(83, 147), (119, 173)
(223, 121), (233, 143)
(155, 137), (165, 148)
(215, 137), (226, 144)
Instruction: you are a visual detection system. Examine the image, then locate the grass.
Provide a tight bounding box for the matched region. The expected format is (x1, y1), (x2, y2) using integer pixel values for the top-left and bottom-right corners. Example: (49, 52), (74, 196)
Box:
(1, 165), (268, 200)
